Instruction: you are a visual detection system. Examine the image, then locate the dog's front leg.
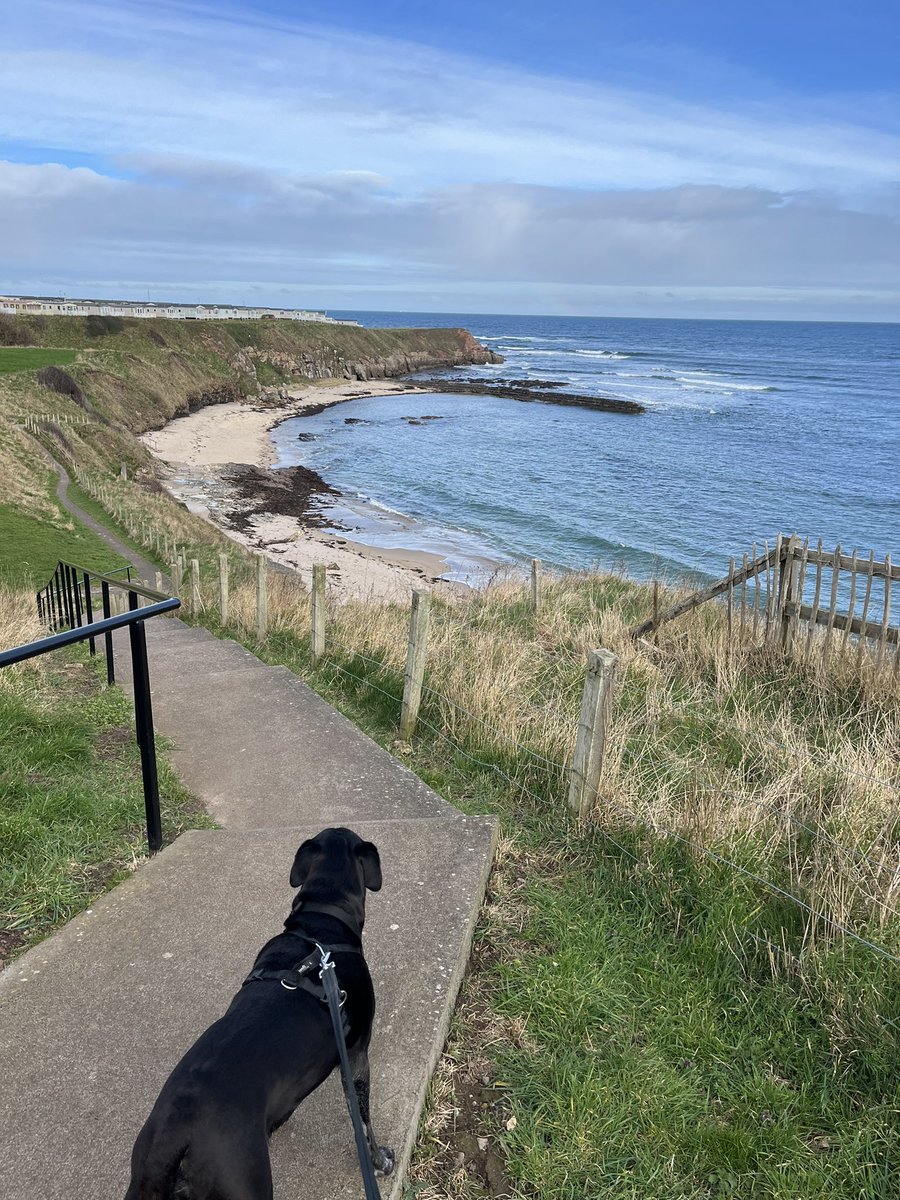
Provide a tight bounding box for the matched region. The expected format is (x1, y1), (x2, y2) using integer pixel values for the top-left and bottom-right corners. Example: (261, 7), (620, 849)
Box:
(349, 1042), (395, 1177)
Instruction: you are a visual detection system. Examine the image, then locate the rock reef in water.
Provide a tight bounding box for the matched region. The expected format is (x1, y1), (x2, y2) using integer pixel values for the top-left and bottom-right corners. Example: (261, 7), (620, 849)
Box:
(415, 377), (645, 415)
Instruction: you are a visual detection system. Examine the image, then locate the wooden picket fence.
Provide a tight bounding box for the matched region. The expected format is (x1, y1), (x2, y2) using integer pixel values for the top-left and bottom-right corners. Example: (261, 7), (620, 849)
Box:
(632, 534), (898, 678)
(23, 414), (91, 432)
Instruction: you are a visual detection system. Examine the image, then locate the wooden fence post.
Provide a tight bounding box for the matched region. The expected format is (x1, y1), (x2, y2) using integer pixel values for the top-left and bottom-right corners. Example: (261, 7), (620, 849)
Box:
(568, 649), (618, 820)
(531, 558), (542, 614)
(765, 535), (780, 641)
(256, 553), (268, 641)
(876, 553), (892, 670)
(399, 589), (432, 741)
(218, 553), (230, 626)
(311, 563), (326, 664)
(190, 559), (201, 617)
(822, 542), (842, 672)
(169, 560), (182, 602)
(780, 535), (802, 653)
(726, 557), (735, 652)
(154, 571), (163, 592)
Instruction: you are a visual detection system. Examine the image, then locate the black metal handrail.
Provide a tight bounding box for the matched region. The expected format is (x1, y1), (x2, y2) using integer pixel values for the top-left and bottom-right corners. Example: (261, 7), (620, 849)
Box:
(1, 560), (180, 854)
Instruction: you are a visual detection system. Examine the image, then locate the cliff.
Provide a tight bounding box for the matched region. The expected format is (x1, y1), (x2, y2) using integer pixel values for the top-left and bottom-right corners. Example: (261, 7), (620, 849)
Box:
(0, 315), (502, 433)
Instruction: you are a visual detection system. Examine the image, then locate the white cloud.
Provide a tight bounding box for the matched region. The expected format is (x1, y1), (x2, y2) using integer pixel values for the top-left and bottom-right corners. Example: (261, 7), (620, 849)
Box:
(0, 1), (897, 317)
(1, 0), (898, 195)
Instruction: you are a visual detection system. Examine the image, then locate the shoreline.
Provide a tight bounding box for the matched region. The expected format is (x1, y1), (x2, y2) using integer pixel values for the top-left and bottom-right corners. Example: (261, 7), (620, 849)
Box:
(141, 379), (508, 602)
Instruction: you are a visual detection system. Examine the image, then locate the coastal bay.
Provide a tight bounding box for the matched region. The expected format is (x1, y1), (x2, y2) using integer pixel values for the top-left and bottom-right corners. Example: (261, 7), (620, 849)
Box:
(140, 379), (498, 601)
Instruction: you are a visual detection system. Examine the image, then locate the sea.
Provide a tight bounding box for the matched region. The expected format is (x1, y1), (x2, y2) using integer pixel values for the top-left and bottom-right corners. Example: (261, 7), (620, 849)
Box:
(269, 313), (899, 584)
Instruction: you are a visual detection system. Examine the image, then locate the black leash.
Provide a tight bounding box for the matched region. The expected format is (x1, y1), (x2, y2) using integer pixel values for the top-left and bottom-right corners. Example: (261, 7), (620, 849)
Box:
(317, 945), (382, 1200)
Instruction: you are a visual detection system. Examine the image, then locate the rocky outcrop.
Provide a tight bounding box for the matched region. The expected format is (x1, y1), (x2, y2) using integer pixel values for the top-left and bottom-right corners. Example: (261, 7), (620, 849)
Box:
(416, 377), (645, 415)
(232, 328), (502, 385)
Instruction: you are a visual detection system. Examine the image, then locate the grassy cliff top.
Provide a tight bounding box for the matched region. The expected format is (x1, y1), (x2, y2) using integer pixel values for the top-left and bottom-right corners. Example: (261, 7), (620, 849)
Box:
(0, 312), (480, 359)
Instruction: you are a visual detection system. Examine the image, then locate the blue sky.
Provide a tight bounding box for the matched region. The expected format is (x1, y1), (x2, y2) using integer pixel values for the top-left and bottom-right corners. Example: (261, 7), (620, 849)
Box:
(1, 0), (897, 319)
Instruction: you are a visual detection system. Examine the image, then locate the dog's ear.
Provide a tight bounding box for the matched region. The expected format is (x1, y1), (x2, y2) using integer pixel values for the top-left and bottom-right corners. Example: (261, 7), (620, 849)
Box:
(290, 838), (319, 888)
(356, 840), (382, 892)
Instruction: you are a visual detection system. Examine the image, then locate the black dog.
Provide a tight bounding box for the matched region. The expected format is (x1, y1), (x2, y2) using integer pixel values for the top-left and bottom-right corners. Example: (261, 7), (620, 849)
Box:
(125, 827), (394, 1200)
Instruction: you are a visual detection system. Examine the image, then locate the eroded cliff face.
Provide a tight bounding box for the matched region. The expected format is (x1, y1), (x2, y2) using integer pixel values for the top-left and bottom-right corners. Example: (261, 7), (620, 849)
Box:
(0, 315), (503, 433)
(231, 327), (502, 386)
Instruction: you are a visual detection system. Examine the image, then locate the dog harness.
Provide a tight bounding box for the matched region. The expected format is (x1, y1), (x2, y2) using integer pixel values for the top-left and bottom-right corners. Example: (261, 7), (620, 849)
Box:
(241, 933), (360, 1036)
(241, 905), (382, 1200)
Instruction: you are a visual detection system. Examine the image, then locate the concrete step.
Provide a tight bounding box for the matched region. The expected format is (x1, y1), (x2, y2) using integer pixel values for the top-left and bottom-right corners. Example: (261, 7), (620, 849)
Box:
(0, 817), (497, 1200)
(113, 622), (454, 830)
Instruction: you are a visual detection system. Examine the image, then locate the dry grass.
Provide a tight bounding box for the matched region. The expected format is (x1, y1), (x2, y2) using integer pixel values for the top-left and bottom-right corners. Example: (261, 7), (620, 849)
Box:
(0, 585), (45, 691)
(212, 565), (900, 970)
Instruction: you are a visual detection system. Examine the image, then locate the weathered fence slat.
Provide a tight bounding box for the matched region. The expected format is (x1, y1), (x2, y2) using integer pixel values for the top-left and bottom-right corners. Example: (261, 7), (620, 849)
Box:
(856, 550), (876, 668)
(805, 539), (825, 663)
(780, 535), (803, 653)
(842, 550), (858, 652)
(751, 541), (761, 638)
(822, 543), (842, 672)
(877, 554), (892, 669)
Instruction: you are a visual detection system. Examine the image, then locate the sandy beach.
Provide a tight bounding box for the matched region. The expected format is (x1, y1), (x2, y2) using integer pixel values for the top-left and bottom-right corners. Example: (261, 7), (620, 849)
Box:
(140, 380), (487, 603)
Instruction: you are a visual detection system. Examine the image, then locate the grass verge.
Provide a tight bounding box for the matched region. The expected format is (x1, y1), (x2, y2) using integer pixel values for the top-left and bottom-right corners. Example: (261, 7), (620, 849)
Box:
(0, 599), (213, 967)
(0, 489), (129, 587)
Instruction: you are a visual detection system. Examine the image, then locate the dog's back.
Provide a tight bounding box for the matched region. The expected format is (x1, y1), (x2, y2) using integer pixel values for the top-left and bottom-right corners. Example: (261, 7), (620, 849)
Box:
(125, 980), (353, 1199)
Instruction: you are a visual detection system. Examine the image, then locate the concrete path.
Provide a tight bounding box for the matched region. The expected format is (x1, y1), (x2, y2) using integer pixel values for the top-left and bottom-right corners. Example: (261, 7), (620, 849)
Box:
(1, 566), (497, 1194)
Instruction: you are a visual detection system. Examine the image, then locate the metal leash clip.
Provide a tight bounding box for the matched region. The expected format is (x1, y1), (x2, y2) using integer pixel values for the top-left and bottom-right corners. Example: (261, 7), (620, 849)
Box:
(316, 943), (334, 976)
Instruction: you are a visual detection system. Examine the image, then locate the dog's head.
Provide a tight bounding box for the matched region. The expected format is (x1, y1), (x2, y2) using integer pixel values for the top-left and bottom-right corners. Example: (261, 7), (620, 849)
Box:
(288, 827), (381, 932)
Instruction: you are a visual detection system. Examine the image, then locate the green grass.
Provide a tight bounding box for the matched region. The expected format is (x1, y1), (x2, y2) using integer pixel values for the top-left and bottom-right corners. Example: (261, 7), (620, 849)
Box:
(0, 493), (128, 587)
(202, 615), (900, 1200)
(0, 653), (214, 960)
(0, 347), (78, 375)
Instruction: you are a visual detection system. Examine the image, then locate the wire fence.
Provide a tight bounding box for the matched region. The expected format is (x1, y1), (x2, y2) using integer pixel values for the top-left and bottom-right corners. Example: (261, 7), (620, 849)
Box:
(318, 623), (900, 973)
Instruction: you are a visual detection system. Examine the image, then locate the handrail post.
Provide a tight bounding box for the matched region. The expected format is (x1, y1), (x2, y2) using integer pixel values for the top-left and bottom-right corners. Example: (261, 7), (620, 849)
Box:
(101, 581), (115, 685)
(72, 567), (84, 628)
(60, 565), (72, 628)
(82, 571), (96, 655)
(65, 564), (77, 628)
(128, 617), (163, 854)
(53, 569), (63, 630)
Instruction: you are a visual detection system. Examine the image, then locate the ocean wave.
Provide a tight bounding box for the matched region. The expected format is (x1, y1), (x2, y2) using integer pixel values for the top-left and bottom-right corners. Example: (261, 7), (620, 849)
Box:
(349, 493), (411, 520)
(676, 376), (775, 393)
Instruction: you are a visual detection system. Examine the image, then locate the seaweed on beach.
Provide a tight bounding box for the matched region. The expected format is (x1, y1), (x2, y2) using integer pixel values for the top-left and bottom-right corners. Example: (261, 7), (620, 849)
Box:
(218, 463), (342, 534)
